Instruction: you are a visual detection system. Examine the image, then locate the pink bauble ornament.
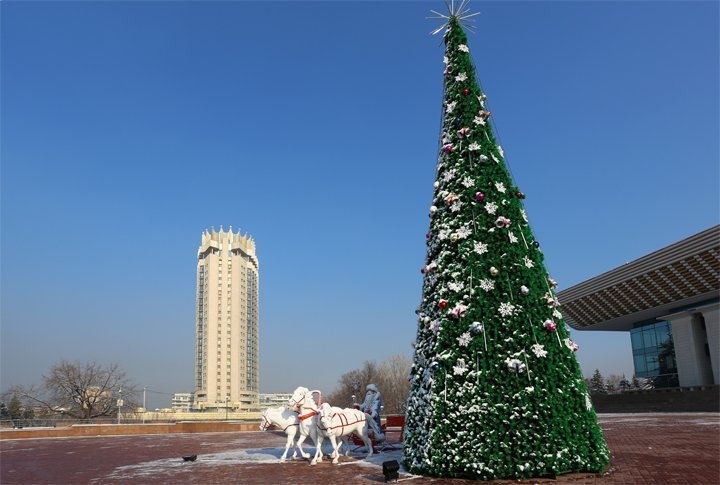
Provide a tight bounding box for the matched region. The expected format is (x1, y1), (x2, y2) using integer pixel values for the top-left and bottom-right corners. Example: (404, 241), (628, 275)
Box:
(443, 145), (453, 153)
(475, 192), (485, 201)
(543, 320), (557, 332)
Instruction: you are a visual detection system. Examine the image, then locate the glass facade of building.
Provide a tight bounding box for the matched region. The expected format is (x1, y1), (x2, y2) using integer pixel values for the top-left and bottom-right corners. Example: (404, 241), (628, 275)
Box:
(630, 321), (678, 387)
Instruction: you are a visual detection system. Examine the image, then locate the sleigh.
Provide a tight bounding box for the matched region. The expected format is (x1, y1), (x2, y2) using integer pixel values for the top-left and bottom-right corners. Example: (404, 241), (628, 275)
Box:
(350, 415), (405, 452)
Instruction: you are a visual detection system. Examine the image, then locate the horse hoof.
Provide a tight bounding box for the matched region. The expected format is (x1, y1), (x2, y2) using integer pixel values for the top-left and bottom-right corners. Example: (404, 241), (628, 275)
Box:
(310, 460), (317, 466)
(332, 458), (339, 465)
(280, 459), (286, 463)
(302, 453), (310, 459)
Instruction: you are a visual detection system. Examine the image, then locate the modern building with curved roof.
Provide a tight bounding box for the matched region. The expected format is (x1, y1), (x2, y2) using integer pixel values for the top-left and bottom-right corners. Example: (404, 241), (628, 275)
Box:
(558, 225), (719, 388)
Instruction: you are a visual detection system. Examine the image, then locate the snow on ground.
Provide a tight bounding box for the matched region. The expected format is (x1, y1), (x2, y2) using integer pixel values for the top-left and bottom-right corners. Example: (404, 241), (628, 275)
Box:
(96, 447), (288, 481)
(95, 444), (415, 482)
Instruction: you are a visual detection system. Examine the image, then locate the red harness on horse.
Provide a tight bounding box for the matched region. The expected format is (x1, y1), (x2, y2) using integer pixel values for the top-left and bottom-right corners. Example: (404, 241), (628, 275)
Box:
(261, 415), (300, 432)
(317, 412), (366, 436)
(294, 390), (323, 421)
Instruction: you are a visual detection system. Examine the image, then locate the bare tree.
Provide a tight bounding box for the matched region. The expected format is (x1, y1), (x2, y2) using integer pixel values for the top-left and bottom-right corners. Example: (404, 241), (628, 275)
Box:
(326, 360), (379, 409)
(326, 354), (411, 415)
(605, 374), (624, 394)
(374, 354), (412, 415)
(17, 361), (137, 419)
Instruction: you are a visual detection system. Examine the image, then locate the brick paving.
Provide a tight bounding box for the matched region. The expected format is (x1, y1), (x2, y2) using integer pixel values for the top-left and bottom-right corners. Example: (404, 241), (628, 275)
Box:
(1, 413), (718, 484)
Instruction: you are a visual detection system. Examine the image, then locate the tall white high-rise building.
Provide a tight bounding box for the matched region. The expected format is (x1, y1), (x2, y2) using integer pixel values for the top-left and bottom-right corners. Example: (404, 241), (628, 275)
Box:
(194, 227), (259, 411)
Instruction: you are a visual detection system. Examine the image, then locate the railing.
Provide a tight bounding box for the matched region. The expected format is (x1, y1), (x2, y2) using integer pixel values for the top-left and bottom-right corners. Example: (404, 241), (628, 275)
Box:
(1, 415), (261, 430)
(1, 419), (115, 429)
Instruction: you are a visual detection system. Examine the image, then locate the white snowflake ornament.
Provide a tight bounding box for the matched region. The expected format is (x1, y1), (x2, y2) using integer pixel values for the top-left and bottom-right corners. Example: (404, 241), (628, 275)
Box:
(530, 343), (547, 358)
(453, 358), (468, 375)
(498, 302), (516, 317)
(484, 202), (498, 215)
(455, 226), (471, 239)
(523, 256), (535, 268)
(457, 332), (471, 347)
(478, 279), (494, 292)
(473, 241), (488, 255)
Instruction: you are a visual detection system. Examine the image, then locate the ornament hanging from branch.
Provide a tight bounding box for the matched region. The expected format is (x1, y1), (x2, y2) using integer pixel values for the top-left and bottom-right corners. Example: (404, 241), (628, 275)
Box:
(505, 358), (526, 374)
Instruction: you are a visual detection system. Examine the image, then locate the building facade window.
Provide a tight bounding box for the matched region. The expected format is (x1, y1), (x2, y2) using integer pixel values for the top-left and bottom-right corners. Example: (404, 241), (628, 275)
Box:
(630, 320), (678, 387)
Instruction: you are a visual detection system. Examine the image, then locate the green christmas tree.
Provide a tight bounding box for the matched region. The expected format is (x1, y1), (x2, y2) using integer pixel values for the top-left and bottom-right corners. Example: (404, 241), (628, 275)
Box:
(403, 11), (610, 481)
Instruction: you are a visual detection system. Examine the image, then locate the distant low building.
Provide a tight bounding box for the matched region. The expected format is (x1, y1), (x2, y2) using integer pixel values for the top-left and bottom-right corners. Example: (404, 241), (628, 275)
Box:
(559, 226), (719, 388)
(172, 393), (194, 412)
(259, 393), (292, 410)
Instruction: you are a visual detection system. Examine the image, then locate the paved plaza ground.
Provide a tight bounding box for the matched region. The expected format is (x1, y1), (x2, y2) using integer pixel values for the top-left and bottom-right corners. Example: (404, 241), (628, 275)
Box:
(1, 413), (718, 484)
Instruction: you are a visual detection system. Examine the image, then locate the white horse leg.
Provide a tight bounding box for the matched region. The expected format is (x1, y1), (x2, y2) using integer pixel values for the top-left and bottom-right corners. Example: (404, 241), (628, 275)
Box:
(311, 433), (323, 465)
(280, 429), (293, 463)
(361, 425), (374, 459)
(330, 435), (340, 464)
(342, 435), (350, 456)
(296, 430), (311, 459)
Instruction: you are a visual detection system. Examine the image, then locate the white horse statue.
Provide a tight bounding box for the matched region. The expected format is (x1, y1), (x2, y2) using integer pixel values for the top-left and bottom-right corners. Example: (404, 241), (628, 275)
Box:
(317, 402), (379, 464)
(288, 386), (325, 465)
(259, 407), (311, 462)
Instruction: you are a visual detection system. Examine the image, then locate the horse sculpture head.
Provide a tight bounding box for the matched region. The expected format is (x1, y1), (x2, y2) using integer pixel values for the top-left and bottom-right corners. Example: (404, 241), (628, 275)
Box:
(318, 402), (334, 428)
(289, 386), (310, 411)
(259, 408), (272, 431)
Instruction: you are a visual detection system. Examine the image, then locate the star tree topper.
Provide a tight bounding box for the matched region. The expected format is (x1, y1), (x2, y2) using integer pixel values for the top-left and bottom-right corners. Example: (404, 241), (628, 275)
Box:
(427, 0), (481, 35)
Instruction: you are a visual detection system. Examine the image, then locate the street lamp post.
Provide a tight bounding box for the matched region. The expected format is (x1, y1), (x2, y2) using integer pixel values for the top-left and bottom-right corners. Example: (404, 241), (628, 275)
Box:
(225, 395), (229, 420)
(352, 379), (360, 408)
(142, 386), (148, 424)
(117, 388), (123, 424)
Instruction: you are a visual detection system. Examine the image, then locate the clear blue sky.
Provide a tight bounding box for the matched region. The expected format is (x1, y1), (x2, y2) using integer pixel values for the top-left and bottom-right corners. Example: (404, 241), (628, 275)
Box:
(2, 1), (718, 409)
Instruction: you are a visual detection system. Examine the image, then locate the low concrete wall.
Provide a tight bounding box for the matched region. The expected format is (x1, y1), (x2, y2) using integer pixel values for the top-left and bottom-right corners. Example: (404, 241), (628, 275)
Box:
(0, 421), (260, 440)
(591, 385), (720, 413)
(131, 411), (262, 422)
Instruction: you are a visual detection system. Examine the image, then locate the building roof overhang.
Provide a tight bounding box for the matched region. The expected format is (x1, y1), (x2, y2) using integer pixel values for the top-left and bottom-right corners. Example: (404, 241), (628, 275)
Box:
(557, 225), (720, 331)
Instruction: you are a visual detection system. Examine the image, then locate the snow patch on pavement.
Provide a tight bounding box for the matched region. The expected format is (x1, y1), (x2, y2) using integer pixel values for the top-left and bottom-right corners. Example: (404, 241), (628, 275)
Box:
(97, 447), (287, 481)
(97, 444), (419, 482)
